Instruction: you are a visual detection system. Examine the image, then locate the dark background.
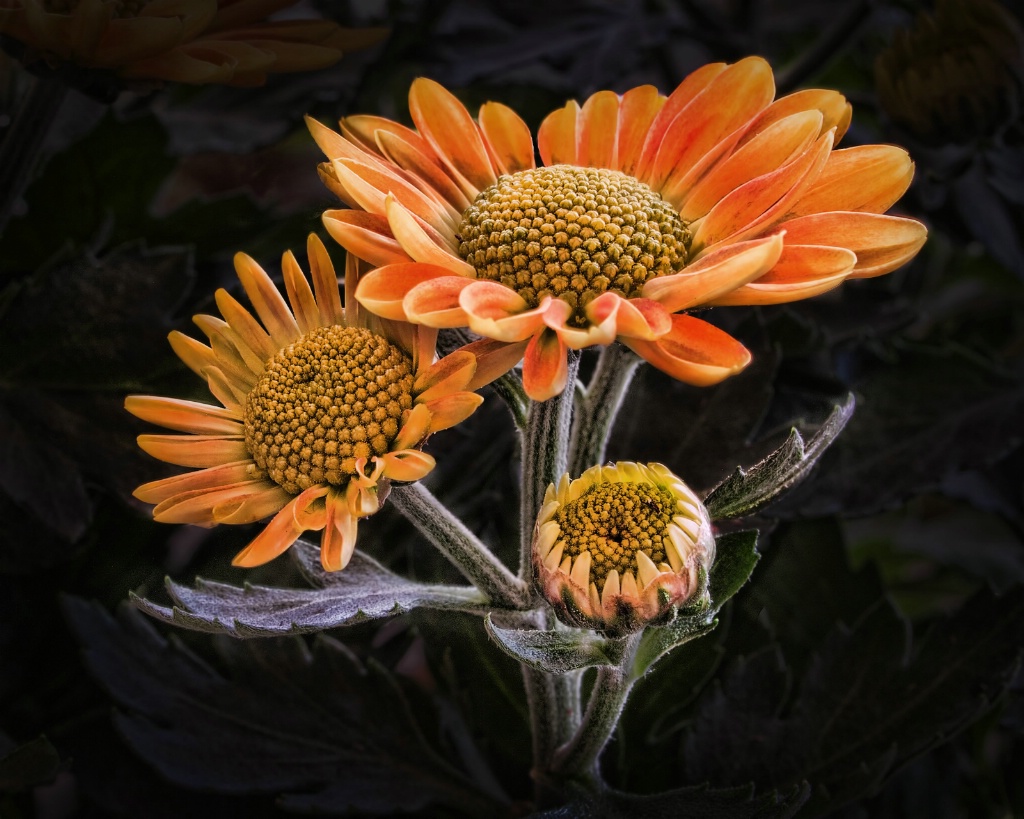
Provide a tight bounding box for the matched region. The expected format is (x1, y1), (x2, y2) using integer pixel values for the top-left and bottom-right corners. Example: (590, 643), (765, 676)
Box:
(1, 0), (1023, 816)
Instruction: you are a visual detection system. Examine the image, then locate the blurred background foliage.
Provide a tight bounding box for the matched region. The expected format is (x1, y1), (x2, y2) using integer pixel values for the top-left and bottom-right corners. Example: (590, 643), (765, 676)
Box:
(1, 0), (1022, 816)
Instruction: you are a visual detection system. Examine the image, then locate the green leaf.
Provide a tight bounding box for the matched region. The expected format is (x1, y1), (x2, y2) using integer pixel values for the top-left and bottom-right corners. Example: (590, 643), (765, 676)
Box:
(631, 616), (719, 680)
(483, 614), (627, 673)
(67, 597), (507, 815)
(132, 545), (489, 637)
(708, 530), (760, 608)
(704, 394), (855, 520)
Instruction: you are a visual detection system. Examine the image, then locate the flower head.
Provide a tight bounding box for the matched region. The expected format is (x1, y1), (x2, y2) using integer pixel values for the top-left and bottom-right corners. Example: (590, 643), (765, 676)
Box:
(127, 234), (489, 572)
(310, 57), (928, 401)
(533, 462), (715, 635)
(0, 0), (386, 87)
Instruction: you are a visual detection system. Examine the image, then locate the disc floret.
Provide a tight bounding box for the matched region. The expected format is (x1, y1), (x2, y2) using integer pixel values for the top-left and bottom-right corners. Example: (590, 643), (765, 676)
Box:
(533, 462), (715, 635)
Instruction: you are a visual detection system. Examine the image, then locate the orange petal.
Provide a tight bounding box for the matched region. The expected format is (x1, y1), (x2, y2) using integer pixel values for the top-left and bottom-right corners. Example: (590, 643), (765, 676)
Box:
(192, 314), (257, 389)
(414, 349), (477, 401)
(152, 480), (280, 526)
(306, 233), (344, 328)
(320, 492), (359, 572)
(537, 99), (580, 166)
(394, 402), (432, 451)
(214, 289), (277, 364)
(385, 195), (473, 272)
(460, 281), (554, 342)
(679, 110), (823, 221)
(404, 275), (477, 327)
(168, 330), (216, 378)
(231, 486), (330, 568)
(378, 449), (437, 482)
(642, 234), (784, 312)
(777, 212), (927, 278)
(646, 57), (775, 193)
(332, 158), (459, 234)
(322, 209), (410, 268)
(616, 85), (666, 176)
(137, 434), (249, 468)
(478, 101), (536, 175)
(125, 395), (242, 435)
(341, 114), (436, 160)
(355, 263), (455, 321)
(585, 294), (672, 341)
(133, 460), (254, 505)
(742, 88), (852, 146)
(709, 244), (856, 305)
(375, 129), (472, 211)
(305, 114), (380, 163)
(623, 314), (751, 386)
(578, 90), (620, 169)
(788, 145), (915, 217)
(522, 328), (569, 401)
(212, 484), (295, 525)
(634, 62), (728, 181)
(460, 337), (530, 391)
(232, 252), (301, 347)
(691, 130), (833, 252)
(281, 249), (320, 334)
(203, 367), (248, 414)
(408, 77), (497, 196)
(422, 391), (484, 432)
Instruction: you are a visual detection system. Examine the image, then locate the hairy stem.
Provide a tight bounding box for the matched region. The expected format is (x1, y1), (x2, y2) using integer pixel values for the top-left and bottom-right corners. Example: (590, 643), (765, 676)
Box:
(391, 483), (528, 608)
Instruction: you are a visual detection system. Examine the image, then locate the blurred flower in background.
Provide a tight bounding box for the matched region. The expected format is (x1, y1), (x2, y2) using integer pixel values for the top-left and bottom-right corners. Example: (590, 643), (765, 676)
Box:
(0, 0), (387, 87)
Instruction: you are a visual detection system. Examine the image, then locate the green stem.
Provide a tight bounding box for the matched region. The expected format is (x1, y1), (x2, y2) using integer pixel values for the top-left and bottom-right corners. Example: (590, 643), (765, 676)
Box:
(0, 76), (68, 237)
(568, 344), (641, 477)
(390, 483), (528, 609)
(519, 350), (581, 577)
(550, 659), (636, 784)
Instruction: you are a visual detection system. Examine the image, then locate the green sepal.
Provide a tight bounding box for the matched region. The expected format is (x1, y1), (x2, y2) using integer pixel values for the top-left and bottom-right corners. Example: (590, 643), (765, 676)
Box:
(483, 613), (628, 673)
(704, 394), (855, 520)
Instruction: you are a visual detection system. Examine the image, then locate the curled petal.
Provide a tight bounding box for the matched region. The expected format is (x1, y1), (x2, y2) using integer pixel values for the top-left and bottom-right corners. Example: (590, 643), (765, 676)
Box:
(585, 293), (672, 342)
(212, 484), (296, 525)
(461, 282), (559, 342)
(356, 263), (455, 321)
(231, 486), (330, 568)
(624, 314), (751, 386)
(125, 395), (242, 434)
(376, 129), (472, 211)
(385, 195), (473, 273)
(404, 275), (477, 327)
(320, 492), (359, 572)
(710, 245), (856, 305)
(378, 449), (436, 483)
(479, 101), (536, 174)
(414, 349), (477, 401)
(778, 212), (928, 278)
(742, 88), (852, 145)
(643, 234), (784, 312)
(422, 392), (484, 432)
(137, 434), (249, 468)
(394, 402), (432, 451)
(152, 480), (279, 526)
(459, 337), (530, 391)
(133, 460), (254, 505)
(523, 328), (569, 401)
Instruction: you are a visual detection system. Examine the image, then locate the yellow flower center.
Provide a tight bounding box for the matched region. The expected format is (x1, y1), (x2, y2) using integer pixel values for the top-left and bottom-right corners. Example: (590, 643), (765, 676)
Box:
(457, 165), (690, 327)
(556, 481), (674, 588)
(243, 326), (415, 494)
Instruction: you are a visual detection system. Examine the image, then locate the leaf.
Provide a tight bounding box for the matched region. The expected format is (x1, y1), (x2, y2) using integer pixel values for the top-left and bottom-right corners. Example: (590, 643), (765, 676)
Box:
(631, 616), (719, 681)
(530, 780), (809, 819)
(484, 614), (626, 673)
(0, 735), (60, 792)
(132, 546), (489, 637)
(704, 394), (855, 520)
(707, 530), (760, 608)
(66, 597), (505, 815)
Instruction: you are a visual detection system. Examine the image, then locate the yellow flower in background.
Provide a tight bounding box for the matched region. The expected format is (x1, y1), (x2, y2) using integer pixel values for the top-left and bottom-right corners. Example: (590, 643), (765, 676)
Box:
(309, 57), (927, 401)
(126, 235), (500, 572)
(0, 0), (387, 85)
(533, 462), (715, 635)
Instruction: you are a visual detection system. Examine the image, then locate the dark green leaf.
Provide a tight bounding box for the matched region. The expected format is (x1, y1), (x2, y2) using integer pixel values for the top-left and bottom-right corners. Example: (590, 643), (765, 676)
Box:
(67, 598), (506, 815)
(484, 614), (626, 673)
(704, 395), (854, 520)
(132, 546), (489, 637)
(708, 530), (760, 608)
(0, 736), (60, 792)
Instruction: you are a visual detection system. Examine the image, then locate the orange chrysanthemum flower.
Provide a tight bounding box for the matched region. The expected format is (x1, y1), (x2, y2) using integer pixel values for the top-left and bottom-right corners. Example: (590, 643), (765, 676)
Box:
(0, 0), (385, 86)
(309, 56), (928, 401)
(127, 235), (497, 572)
